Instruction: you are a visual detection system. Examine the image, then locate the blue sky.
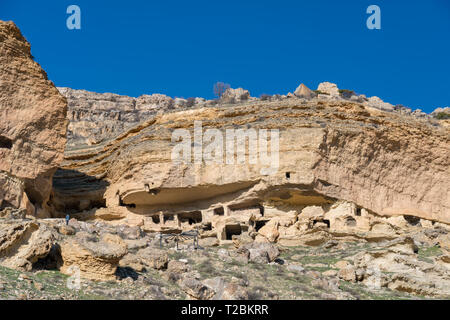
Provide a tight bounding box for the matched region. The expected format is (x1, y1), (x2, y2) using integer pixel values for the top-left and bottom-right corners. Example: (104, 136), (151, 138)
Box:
(1, 0), (449, 112)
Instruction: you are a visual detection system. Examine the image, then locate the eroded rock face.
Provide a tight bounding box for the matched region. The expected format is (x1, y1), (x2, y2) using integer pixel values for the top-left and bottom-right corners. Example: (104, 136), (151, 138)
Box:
(317, 82), (340, 96)
(51, 96), (449, 233)
(294, 83), (315, 99)
(59, 88), (193, 147)
(352, 237), (450, 297)
(59, 232), (127, 281)
(0, 220), (55, 271)
(0, 21), (67, 214)
(221, 87), (250, 103)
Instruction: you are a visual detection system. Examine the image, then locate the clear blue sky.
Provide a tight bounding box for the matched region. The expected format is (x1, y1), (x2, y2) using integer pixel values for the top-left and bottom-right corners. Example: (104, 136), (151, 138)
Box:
(1, 0), (449, 112)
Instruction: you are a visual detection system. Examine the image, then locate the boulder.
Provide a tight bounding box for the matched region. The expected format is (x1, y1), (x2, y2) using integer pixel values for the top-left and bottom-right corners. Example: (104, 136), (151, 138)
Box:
(180, 276), (215, 300)
(0, 220), (55, 271)
(167, 260), (189, 274)
(58, 224), (76, 236)
(242, 242), (279, 263)
(222, 88), (250, 103)
(120, 247), (168, 271)
(317, 82), (340, 96)
(337, 265), (356, 282)
(202, 277), (249, 300)
(59, 232), (127, 281)
(294, 83), (316, 99)
(257, 219), (279, 242)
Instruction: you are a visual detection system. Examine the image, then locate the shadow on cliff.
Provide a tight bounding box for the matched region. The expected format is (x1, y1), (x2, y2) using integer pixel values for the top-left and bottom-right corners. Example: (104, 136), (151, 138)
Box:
(50, 168), (110, 214)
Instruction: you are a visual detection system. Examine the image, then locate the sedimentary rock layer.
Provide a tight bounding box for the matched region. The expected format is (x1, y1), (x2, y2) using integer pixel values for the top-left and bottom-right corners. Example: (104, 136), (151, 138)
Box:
(52, 97), (449, 225)
(0, 21), (67, 214)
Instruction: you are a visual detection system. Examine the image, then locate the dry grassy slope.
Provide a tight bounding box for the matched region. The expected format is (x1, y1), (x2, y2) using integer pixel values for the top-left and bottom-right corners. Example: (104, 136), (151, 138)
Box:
(53, 98), (449, 224)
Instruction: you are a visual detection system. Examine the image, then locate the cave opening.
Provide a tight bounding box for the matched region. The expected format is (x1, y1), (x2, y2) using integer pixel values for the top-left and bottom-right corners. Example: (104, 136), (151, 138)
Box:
(202, 222), (212, 231)
(345, 216), (357, 227)
(404, 215), (420, 226)
(225, 224), (242, 240)
(313, 219), (330, 228)
(0, 136), (12, 149)
(151, 215), (160, 224)
(163, 214), (175, 223)
(178, 211), (202, 225)
(214, 207), (224, 216)
(254, 220), (267, 231)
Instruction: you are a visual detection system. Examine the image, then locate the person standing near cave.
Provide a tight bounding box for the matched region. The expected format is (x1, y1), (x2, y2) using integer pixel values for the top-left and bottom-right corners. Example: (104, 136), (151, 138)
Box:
(65, 214), (70, 225)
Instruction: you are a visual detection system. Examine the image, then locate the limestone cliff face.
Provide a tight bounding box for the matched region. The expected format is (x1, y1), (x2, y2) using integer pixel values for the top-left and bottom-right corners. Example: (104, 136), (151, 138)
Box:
(0, 21), (67, 215)
(52, 97), (449, 225)
(58, 87), (193, 147)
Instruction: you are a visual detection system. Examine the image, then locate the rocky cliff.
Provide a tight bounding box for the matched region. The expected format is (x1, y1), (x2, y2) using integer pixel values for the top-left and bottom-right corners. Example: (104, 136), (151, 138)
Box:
(58, 87), (215, 147)
(0, 21), (67, 216)
(50, 93), (449, 236)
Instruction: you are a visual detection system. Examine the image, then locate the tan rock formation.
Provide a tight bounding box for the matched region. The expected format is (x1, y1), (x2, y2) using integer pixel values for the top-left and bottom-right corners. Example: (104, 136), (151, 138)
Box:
(0, 21), (67, 215)
(119, 247), (168, 271)
(352, 237), (450, 297)
(317, 82), (339, 96)
(59, 88), (175, 147)
(51, 95), (449, 241)
(221, 87), (250, 103)
(59, 232), (127, 281)
(294, 83), (315, 99)
(0, 220), (55, 271)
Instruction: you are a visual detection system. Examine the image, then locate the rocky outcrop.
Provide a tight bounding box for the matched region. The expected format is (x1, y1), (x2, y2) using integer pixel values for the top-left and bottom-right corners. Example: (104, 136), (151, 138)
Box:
(59, 88), (176, 147)
(366, 96), (394, 112)
(119, 247), (168, 271)
(294, 83), (315, 99)
(317, 82), (340, 97)
(0, 219), (55, 271)
(0, 21), (67, 216)
(221, 87), (250, 103)
(50, 95), (449, 235)
(59, 88), (216, 148)
(59, 232), (127, 281)
(352, 237), (450, 297)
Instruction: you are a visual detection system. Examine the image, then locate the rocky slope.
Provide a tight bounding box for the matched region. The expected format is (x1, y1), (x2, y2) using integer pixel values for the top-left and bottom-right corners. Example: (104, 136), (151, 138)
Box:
(0, 215), (449, 299)
(0, 21), (67, 217)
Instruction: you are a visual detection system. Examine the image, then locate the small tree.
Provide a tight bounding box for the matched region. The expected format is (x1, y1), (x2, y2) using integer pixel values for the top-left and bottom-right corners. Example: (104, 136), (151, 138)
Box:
(213, 82), (230, 99)
(186, 97), (196, 108)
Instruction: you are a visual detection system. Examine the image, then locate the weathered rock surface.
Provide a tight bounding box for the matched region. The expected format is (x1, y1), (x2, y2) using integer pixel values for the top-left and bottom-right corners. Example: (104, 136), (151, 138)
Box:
(351, 237), (450, 297)
(294, 83), (315, 99)
(221, 87), (250, 103)
(0, 21), (67, 215)
(317, 82), (340, 96)
(119, 247), (168, 271)
(51, 96), (449, 234)
(0, 220), (55, 271)
(179, 275), (215, 300)
(59, 88), (178, 147)
(59, 232), (127, 281)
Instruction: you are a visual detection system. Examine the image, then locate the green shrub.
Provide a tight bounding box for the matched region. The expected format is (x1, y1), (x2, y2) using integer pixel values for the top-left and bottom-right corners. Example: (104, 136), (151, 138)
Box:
(260, 94), (271, 101)
(435, 112), (450, 120)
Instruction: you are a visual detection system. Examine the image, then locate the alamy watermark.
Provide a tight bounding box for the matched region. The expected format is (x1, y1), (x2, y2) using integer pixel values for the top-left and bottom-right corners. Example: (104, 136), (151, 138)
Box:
(366, 5), (381, 30)
(171, 121), (280, 176)
(66, 5), (81, 30)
